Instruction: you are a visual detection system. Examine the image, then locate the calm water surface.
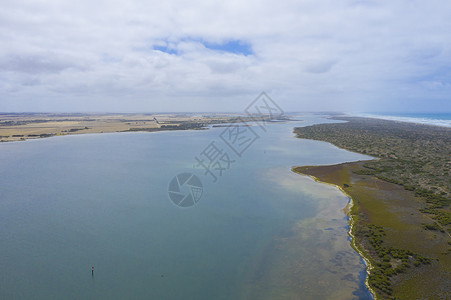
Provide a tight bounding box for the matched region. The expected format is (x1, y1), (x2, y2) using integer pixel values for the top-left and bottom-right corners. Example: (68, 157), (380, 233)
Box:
(0, 115), (373, 299)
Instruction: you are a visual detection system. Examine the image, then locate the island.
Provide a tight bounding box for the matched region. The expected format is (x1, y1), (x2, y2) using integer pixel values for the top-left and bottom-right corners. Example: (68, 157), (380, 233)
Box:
(292, 117), (451, 299)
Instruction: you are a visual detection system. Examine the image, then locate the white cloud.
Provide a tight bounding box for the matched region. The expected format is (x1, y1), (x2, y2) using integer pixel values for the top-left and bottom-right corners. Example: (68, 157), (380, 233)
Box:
(0, 0), (450, 112)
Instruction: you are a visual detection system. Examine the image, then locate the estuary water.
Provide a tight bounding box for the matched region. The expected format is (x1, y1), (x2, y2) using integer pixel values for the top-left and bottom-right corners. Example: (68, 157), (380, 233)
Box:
(0, 115), (373, 299)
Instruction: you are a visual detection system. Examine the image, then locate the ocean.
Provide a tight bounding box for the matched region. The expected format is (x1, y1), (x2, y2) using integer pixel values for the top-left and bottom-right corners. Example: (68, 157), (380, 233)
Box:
(358, 112), (451, 127)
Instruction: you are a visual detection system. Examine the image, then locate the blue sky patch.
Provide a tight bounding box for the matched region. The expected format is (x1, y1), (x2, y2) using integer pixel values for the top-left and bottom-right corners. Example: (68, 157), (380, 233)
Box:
(153, 39), (253, 56)
(153, 45), (177, 55)
(203, 40), (253, 55)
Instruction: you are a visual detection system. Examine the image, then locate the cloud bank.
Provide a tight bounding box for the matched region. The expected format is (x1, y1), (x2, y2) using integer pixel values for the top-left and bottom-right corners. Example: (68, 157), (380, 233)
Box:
(1, 0), (450, 112)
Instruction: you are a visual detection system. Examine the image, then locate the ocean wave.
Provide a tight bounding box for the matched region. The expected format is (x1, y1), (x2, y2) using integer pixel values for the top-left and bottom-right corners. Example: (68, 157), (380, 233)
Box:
(353, 113), (451, 128)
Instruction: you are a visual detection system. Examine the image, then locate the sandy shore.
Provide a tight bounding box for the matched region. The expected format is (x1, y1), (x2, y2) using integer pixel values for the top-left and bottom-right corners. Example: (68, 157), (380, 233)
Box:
(292, 164), (377, 299)
(293, 162), (451, 299)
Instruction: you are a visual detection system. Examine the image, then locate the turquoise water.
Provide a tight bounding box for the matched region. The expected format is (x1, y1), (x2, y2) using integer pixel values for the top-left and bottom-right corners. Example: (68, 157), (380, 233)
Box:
(0, 115), (373, 299)
(360, 112), (451, 127)
(370, 112), (451, 119)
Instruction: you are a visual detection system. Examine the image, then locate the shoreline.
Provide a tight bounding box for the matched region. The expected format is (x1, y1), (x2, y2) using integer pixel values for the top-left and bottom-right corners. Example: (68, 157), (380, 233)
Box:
(0, 113), (254, 143)
(291, 166), (377, 299)
(292, 116), (450, 299)
(0, 112), (291, 143)
(290, 162), (450, 299)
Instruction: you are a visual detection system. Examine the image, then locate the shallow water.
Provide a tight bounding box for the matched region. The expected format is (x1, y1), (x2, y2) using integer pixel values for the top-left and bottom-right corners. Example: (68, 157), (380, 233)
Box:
(0, 115), (373, 299)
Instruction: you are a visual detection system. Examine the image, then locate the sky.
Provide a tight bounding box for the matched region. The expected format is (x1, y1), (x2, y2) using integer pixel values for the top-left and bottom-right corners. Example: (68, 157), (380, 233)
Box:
(1, 0), (450, 113)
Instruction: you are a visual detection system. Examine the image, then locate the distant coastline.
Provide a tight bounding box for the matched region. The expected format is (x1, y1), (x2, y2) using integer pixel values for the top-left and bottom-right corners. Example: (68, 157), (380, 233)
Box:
(0, 113), (256, 143)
